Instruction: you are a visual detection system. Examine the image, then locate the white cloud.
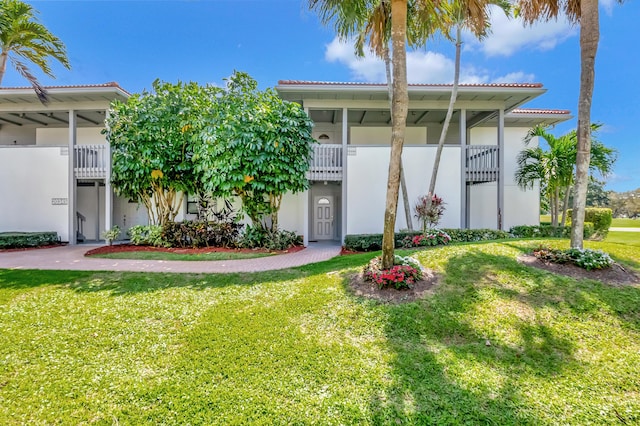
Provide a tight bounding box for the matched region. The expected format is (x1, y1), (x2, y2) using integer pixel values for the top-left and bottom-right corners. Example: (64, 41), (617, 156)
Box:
(600, 0), (616, 16)
(325, 37), (535, 84)
(465, 5), (577, 57)
(492, 72), (536, 84)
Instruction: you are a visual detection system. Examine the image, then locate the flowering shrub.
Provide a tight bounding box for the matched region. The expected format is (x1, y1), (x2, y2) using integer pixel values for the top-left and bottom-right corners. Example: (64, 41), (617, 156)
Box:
(401, 229), (452, 248)
(567, 248), (613, 271)
(532, 246), (613, 271)
(414, 194), (446, 231)
(363, 255), (423, 290)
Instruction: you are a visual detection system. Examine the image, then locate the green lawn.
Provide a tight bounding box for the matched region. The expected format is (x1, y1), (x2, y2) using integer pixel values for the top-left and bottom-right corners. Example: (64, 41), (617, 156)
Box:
(606, 231), (640, 247)
(1, 240), (639, 424)
(90, 250), (273, 261)
(610, 218), (640, 228)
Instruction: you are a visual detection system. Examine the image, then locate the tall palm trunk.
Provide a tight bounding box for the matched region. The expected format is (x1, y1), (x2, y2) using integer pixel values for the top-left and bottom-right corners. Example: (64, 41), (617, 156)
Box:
(0, 51), (8, 85)
(381, 0), (408, 269)
(427, 24), (462, 204)
(571, 0), (599, 249)
(560, 183), (571, 227)
(383, 46), (413, 231)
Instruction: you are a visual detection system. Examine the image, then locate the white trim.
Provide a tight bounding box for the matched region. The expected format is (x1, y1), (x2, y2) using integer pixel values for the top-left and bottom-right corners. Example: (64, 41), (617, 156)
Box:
(497, 108), (505, 230)
(459, 109), (467, 229)
(341, 107), (348, 244)
(68, 110), (77, 245)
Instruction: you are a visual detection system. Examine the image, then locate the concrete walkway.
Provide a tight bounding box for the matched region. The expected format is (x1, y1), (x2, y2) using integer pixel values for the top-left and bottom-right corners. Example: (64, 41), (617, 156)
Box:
(0, 242), (342, 273)
(610, 227), (640, 233)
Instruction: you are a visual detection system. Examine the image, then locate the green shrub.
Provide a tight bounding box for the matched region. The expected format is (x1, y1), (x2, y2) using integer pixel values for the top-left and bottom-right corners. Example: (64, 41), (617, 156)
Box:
(532, 245), (613, 271)
(585, 208), (612, 238)
(128, 225), (165, 247)
(510, 223), (595, 239)
(399, 229), (452, 248)
(443, 228), (512, 242)
(344, 228), (512, 252)
(0, 232), (60, 249)
(101, 225), (121, 245)
(162, 220), (243, 248)
(238, 226), (302, 250)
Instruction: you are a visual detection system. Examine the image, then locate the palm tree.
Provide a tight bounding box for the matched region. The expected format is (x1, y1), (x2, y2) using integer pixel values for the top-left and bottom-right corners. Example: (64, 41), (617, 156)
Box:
(515, 124), (616, 227)
(426, 0), (510, 205)
(0, 0), (70, 103)
(517, 0), (620, 248)
(311, 0), (489, 268)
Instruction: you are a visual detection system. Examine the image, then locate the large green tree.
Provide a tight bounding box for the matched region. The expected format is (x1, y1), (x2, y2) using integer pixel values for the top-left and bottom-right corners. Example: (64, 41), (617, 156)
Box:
(105, 80), (218, 226)
(0, 0), (70, 103)
(194, 72), (315, 232)
(517, 0), (621, 248)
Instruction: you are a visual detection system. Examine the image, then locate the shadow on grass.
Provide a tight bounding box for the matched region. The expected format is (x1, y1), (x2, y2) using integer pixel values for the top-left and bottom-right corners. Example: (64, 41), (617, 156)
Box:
(343, 247), (640, 423)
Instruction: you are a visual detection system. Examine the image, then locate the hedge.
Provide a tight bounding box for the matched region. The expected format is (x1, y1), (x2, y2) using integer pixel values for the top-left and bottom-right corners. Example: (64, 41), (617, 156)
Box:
(0, 232), (60, 249)
(344, 224), (596, 252)
(565, 208), (612, 238)
(344, 228), (511, 252)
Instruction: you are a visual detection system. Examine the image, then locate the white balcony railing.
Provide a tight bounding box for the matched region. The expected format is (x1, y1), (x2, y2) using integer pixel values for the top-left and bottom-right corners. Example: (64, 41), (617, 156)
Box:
(308, 144), (343, 181)
(466, 145), (498, 183)
(74, 144), (108, 178)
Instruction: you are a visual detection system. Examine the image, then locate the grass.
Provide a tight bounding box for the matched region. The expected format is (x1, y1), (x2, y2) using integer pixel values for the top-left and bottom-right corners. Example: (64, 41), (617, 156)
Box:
(605, 230), (640, 247)
(1, 239), (639, 424)
(540, 214), (640, 228)
(610, 218), (640, 228)
(90, 250), (273, 261)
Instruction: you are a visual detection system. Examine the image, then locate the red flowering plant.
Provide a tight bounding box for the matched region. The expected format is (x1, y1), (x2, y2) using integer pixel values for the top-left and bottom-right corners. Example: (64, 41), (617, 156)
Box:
(402, 229), (452, 248)
(363, 255), (423, 290)
(415, 194), (446, 232)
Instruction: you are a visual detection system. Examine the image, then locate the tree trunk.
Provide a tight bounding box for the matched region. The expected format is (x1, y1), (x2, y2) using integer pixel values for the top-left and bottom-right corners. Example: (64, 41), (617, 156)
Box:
(427, 24), (462, 206)
(381, 0), (408, 269)
(560, 184), (571, 227)
(0, 51), (8, 85)
(383, 46), (413, 231)
(571, 0), (599, 249)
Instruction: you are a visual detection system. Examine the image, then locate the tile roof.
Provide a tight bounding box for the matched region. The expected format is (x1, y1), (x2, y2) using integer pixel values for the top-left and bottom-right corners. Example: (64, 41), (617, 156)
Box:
(511, 108), (571, 115)
(0, 81), (130, 95)
(278, 80), (544, 89)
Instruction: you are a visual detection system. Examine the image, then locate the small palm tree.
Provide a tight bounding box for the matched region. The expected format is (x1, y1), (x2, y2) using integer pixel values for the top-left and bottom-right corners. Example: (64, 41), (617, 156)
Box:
(516, 124), (616, 227)
(0, 0), (70, 103)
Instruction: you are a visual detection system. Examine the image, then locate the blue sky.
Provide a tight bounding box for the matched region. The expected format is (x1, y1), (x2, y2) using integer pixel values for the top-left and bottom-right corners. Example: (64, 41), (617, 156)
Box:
(7, 1), (638, 192)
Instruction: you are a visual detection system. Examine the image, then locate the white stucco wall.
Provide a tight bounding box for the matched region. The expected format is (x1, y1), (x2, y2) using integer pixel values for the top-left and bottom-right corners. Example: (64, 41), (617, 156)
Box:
(346, 146), (461, 234)
(278, 192), (305, 235)
(0, 147), (69, 241)
(36, 127), (107, 146)
(0, 125), (37, 145)
(350, 127), (427, 145)
(467, 127), (540, 229)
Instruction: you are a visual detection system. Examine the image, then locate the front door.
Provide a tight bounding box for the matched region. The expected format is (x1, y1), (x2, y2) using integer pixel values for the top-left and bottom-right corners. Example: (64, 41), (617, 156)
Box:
(314, 196), (334, 240)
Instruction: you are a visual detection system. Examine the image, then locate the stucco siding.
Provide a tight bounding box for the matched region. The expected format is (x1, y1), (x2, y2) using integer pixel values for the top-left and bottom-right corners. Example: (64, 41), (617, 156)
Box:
(37, 127), (107, 146)
(346, 146), (461, 234)
(0, 147), (70, 241)
(350, 126), (427, 145)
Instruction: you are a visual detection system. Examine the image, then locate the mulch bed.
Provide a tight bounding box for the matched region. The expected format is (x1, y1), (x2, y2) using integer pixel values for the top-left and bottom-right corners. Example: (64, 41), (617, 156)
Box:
(85, 244), (305, 257)
(0, 243), (66, 253)
(348, 268), (439, 303)
(518, 254), (640, 285)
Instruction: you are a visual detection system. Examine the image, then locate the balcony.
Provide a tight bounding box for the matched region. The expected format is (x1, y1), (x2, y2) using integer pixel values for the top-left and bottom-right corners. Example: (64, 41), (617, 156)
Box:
(308, 144), (342, 181)
(466, 145), (498, 183)
(74, 144), (108, 178)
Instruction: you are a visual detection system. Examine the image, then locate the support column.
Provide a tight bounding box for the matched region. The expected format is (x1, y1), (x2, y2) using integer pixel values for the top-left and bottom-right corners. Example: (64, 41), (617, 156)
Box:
(104, 108), (113, 235)
(459, 109), (467, 229)
(341, 107), (348, 244)
(303, 106), (310, 246)
(68, 110), (77, 245)
(497, 108), (505, 230)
